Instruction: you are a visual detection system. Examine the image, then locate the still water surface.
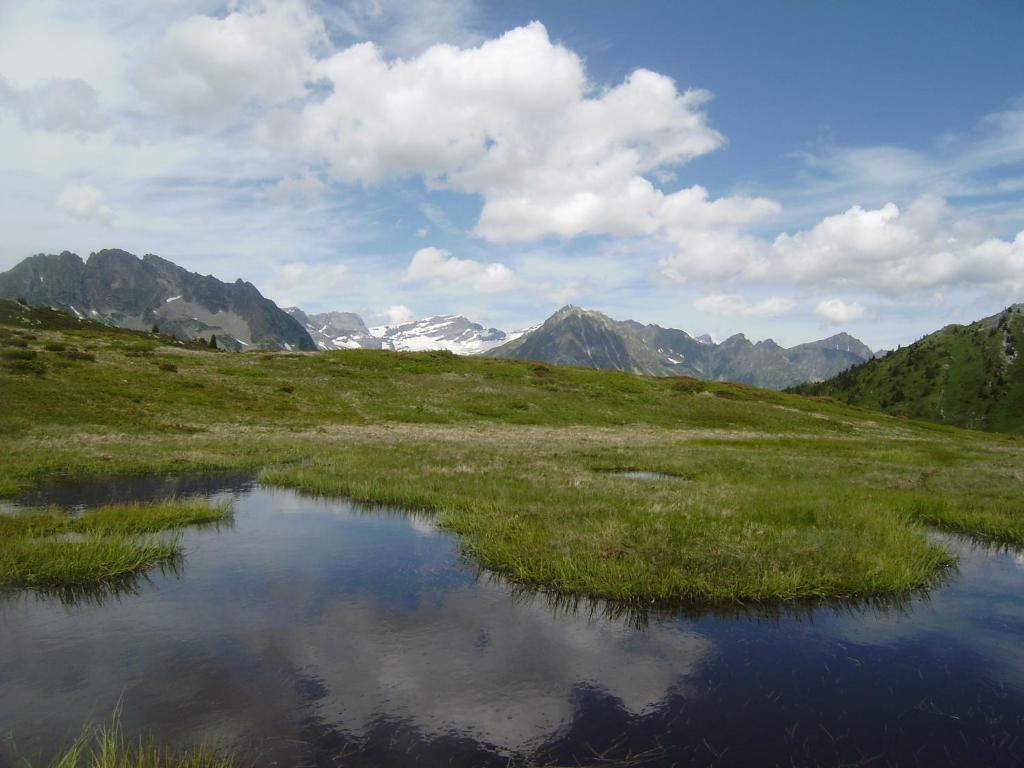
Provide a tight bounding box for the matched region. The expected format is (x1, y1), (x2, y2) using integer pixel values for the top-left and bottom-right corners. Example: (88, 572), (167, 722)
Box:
(2, 475), (1024, 767)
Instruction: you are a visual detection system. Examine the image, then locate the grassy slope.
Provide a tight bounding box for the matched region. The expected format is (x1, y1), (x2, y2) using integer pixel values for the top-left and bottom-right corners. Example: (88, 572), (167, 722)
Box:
(1, 300), (1023, 603)
(791, 307), (1024, 433)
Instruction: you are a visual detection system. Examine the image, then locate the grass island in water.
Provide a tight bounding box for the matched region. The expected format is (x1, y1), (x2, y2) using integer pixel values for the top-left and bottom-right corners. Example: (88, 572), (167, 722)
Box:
(0, 499), (233, 591)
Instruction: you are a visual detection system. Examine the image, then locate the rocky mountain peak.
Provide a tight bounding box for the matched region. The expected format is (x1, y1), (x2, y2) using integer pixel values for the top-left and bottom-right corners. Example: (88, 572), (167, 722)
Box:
(491, 308), (872, 389)
(720, 333), (750, 346)
(794, 332), (874, 359)
(0, 249), (314, 351)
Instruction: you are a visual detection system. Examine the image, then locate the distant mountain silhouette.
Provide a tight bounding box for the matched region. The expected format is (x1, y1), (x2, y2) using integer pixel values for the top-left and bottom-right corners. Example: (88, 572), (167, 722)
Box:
(490, 305), (873, 389)
(0, 249), (315, 351)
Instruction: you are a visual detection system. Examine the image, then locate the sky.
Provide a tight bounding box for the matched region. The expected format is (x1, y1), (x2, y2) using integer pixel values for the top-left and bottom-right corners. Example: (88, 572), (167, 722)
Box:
(0, 0), (1022, 349)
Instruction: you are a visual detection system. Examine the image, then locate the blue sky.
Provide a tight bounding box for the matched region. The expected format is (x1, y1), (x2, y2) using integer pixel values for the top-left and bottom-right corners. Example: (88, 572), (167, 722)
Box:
(1, 0), (1022, 349)
(529, 2), (1024, 161)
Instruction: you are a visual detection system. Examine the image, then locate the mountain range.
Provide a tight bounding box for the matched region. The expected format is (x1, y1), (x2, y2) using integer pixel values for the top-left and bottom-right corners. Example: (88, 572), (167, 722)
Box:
(2, 249), (1020, 431)
(286, 309), (520, 354)
(0, 250), (872, 388)
(0, 250), (315, 351)
(490, 305), (873, 389)
(791, 304), (1024, 433)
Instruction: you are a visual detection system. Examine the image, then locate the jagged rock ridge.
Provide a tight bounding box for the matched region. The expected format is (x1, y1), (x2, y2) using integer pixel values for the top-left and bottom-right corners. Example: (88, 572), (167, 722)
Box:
(490, 305), (873, 389)
(0, 250), (315, 351)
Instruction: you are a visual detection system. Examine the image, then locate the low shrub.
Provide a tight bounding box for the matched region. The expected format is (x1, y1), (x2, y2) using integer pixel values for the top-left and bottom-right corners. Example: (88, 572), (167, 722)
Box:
(62, 349), (97, 362)
(2, 348), (37, 361)
(530, 362), (553, 376)
(3, 358), (46, 375)
(672, 376), (707, 394)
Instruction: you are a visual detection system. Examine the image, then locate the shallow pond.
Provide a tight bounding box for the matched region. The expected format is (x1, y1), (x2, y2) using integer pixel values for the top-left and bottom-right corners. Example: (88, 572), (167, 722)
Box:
(2, 476), (1024, 766)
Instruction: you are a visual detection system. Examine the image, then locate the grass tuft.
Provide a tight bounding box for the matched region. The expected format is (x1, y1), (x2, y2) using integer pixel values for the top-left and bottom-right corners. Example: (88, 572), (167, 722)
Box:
(909, 496), (1024, 546)
(74, 499), (233, 534)
(37, 710), (235, 768)
(0, 499), (231, 591)
(0, 534), (181, 591)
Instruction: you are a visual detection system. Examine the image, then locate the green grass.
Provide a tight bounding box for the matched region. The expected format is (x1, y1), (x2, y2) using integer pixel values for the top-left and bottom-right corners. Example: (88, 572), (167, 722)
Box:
(0, 500), (233, 537)
(909, 496), (1024, 547)
(0, 499), (232, 591)
(73, 499), (233, 534)
(0, 534), (181, 591)
(1, 299), (1023, 603)
(31, 711), (234, 768)
(0, 507), (70, 538)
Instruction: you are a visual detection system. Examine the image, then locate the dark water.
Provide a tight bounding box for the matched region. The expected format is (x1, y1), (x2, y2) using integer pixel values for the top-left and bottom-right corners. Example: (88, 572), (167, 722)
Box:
(2, 478), (1024, 767)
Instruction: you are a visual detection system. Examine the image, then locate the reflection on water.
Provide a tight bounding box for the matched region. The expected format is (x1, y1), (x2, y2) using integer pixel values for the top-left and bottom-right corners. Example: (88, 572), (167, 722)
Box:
(14, 558), (188, 609)
(2, 479), (1024, 766)
(605, 469), (687, 482)
(12, 472), (256, 510)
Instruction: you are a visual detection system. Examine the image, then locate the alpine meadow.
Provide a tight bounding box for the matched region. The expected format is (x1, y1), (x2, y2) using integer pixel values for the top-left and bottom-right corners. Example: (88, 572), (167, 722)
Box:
(2, 2), (1024, 766)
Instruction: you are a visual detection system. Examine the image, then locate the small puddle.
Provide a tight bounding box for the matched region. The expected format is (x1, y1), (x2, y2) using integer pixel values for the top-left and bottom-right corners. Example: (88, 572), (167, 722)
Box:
(605, 469), (687, 481)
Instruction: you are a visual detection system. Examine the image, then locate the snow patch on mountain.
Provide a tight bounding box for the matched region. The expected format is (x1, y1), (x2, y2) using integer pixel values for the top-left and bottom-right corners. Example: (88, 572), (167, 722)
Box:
(287, 308), (521, 355)
(370, 315), (513, 354)
(285, 308), (381, 351)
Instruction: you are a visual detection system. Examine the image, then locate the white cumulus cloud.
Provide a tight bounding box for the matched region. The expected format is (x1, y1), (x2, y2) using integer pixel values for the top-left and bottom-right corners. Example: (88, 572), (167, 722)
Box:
(771, 197), (1024, 294)
(662, 195), (1024, 298)
(143, 0), (327, 123)
(746, 296), (798, 317)
(659, 229), (769, 283)
(815, 298), (866, 323)
(55, 183), (113, 223)
(382, 304), (414, 325)
(694, 293), (796, 318)
(405, 246), (518, 293)
(270, 22), (776, 243)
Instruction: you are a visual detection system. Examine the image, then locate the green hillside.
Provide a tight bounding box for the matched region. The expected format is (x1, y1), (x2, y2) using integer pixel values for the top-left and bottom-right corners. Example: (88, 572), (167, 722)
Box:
(790, 305), (1024, 433)
(2, 299), (1023, 605)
